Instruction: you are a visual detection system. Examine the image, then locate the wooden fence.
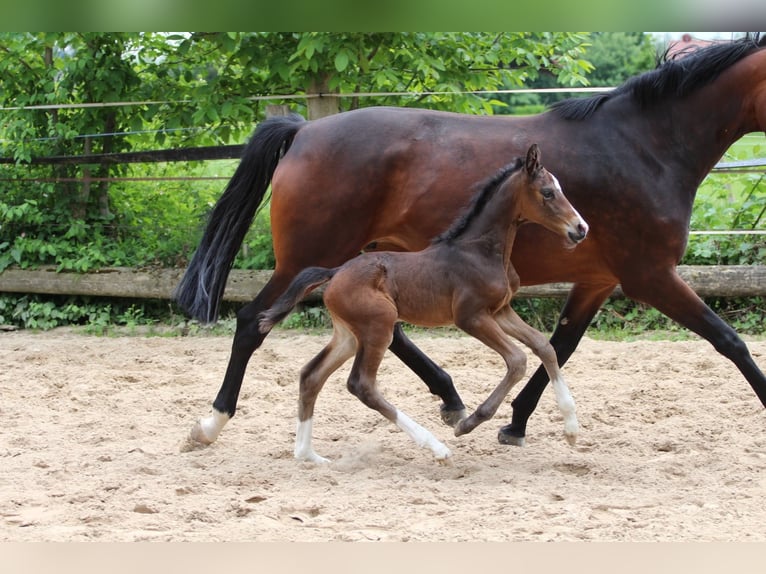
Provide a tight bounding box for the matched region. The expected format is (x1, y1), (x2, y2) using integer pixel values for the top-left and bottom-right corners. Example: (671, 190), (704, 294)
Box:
(1, 265), (765, 303)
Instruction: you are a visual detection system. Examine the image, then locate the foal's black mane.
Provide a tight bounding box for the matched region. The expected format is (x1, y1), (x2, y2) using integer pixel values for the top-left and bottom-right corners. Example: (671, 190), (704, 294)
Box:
(552, 33), (766, 121)
(433, 158), (524, 244)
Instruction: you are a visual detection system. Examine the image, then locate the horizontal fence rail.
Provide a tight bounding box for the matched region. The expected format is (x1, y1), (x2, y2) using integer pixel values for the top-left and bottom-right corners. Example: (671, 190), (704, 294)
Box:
(1, 142), (763, 172)
(1, 265), (765, 303)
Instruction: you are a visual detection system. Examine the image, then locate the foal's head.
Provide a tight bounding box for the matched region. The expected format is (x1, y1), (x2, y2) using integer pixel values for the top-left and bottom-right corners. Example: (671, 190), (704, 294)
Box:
(513, 144), (588, 246)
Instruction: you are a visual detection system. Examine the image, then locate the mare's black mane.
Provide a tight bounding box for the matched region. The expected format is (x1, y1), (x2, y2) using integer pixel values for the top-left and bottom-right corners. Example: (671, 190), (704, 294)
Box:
(433, 158), (524, 244)
(552, 33), (766, 121)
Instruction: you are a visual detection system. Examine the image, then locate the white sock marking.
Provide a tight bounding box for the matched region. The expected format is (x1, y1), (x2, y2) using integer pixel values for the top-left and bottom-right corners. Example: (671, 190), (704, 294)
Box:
(395, 410), (451, 460)
(550, 376), (579, 439)
(294, 418), (329, 464)
(196, 409), (230, 443)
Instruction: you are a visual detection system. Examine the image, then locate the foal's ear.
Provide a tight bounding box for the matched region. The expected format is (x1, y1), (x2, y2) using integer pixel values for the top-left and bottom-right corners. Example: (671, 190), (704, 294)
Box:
(525, 144), (541, 176)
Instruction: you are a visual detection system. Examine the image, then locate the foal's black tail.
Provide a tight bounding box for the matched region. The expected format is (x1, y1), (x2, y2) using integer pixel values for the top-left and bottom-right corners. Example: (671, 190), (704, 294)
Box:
(174, 113), (306, 323)
(257, 267), (337, 333)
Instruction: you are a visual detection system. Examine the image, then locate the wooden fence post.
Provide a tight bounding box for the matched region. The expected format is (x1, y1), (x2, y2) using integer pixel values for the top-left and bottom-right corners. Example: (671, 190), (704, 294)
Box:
(306, 76), (339, 120)
(265, 104), (291, 118)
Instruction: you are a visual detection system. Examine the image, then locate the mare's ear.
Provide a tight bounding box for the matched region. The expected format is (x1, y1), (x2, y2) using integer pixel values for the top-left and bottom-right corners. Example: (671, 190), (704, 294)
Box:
(525, 144), (541, 176)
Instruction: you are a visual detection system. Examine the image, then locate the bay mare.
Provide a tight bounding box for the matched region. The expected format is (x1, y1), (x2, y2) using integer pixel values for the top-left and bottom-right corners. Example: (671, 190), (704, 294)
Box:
(257, 145), (587, 462)
(176, 34), (766, 450)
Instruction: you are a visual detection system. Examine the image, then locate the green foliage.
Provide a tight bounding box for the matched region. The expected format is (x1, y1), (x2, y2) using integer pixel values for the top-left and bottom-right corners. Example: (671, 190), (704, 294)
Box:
(278, 304), (332, 331)
(236, 208), (276, 270)
(1, 32), (593, 278)
(584, 32), (658, 87)
(684, 141), (766, 266)
(0, 293), (172, 332)
(495, 32), (655, 114)
(202, 32), (594, 116)
(0, 32), (763, 339)
(0, 161), (228, 272)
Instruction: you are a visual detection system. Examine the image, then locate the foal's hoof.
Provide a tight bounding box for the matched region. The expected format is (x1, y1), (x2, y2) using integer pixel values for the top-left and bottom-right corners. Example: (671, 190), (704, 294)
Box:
(453, 417), (477, 437)
(295, 452), (331, 465)
(440, 405), (468, 428)
(433, 444), (452, 462)
(497, 426), (526, 447)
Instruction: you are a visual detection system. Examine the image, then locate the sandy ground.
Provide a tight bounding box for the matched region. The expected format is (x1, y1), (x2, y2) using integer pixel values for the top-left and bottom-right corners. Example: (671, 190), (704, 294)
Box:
(1, 328), (765, 542)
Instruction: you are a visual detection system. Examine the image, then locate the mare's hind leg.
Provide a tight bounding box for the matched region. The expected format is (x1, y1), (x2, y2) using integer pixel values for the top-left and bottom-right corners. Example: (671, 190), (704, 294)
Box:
(184, 271), (295, 450)
(495, 307), (578, 445)
(453, 312), (529, 437)
(294, 321), (357, 463)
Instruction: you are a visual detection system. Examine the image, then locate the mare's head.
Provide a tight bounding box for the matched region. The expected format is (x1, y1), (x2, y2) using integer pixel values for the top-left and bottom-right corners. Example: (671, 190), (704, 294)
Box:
(514, 144), (588, 246)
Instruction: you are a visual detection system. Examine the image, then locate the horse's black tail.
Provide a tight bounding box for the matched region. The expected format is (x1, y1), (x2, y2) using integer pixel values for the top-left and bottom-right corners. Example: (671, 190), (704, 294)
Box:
(257, 267), (337, 333)
(174, 113), (306, 323)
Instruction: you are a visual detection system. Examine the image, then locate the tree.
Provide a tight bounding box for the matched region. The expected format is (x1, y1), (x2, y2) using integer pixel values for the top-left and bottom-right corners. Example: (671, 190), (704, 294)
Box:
(494, 32), (656, 115)
(584, 32), (657, 87)
(0, 32), (593, 273)
(172, 32), (593, 119)
(0, 33), (144, 219)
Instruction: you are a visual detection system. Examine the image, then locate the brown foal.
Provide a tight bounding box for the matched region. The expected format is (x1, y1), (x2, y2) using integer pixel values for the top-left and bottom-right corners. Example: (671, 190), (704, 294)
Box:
(259, 145), (588, 462)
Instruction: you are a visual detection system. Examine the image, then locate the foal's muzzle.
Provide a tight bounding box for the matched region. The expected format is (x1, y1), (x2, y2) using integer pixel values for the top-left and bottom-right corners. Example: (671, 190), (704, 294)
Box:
(567, 222), (589, 245)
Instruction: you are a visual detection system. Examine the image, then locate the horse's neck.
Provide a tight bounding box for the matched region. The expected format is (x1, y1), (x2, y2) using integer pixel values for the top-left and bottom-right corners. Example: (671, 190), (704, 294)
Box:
(454, 187), (520, 265)
(660, 49), (766, 177)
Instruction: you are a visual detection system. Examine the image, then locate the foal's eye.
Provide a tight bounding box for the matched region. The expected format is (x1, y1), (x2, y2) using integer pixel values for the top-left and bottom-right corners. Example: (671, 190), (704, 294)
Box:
(541, 188), (555, 200)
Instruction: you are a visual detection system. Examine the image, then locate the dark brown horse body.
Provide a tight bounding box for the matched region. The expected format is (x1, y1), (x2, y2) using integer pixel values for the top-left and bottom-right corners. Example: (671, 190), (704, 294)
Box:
(177, 35), (766, 449)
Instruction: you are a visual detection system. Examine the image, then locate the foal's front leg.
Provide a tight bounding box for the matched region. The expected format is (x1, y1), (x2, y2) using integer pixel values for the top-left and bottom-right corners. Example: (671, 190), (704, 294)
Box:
(453, 312), (529, 437)
(495, 306), (578, 445)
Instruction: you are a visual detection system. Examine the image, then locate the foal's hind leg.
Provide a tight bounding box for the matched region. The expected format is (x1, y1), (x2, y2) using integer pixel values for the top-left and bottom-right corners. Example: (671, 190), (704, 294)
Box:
(453, 312), (529, 437)
(347, 336), (452, 461)
(327, 280), (451, 461)
(495, 306), (578, 445)
(389, 323), (467, 427)
(294, 321), (357, 463)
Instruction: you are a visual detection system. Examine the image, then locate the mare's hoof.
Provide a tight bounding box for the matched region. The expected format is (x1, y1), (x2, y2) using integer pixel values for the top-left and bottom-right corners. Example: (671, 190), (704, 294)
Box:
(497, 427), (526, 447)
(179, 420), (214, 452)
(564, 432), (578, 447)
(440, 405), (468, 428)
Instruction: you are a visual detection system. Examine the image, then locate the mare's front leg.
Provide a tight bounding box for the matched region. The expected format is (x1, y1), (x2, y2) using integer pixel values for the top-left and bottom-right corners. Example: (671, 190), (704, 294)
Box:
(495, 306), (578, 445)
(499, 283), (615, 446)
(453, 312), (528, 437)
(623, 268), (766, 406)
(388, 323), (467, 427)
